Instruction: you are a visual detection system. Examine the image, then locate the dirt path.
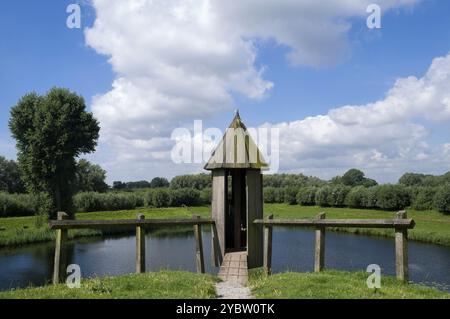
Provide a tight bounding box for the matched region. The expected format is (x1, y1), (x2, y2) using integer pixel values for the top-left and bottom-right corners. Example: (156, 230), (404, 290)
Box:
(215, 281), (254, 299)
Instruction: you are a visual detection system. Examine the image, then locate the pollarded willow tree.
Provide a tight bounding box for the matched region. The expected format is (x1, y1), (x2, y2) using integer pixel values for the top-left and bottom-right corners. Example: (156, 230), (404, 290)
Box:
(9, 88), (100, 218)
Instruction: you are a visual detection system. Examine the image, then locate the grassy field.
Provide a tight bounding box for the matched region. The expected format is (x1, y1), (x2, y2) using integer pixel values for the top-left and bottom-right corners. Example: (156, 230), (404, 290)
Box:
(0, 270), (218, 299)
(249, 270), (450, 299)
(1, 269), (447, 299)
(0, 204), (449, 247)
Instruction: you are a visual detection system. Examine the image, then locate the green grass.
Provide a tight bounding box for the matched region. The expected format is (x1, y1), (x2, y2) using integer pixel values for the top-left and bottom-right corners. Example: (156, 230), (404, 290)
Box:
(249, 269), (450, 299)
(2, 269), (445, 299)
(0, 204), (449, 247)
(0, 206), (210, 247)
(0, 270), (218, 299)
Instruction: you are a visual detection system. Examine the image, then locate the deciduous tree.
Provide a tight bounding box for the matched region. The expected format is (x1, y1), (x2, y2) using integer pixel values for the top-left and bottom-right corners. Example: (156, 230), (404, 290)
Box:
(9, 88), (100, 218)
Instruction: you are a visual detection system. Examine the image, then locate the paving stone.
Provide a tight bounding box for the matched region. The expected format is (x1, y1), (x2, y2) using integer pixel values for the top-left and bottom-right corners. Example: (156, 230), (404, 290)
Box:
(228, 268), (239, 275)
(215, 281), (253, 299)
(216, 251), (249, 294)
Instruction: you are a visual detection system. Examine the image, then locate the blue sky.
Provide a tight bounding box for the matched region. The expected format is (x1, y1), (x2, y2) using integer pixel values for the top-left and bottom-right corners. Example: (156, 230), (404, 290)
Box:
(0, 1), (112, 154)
(1, 0), (450, 183)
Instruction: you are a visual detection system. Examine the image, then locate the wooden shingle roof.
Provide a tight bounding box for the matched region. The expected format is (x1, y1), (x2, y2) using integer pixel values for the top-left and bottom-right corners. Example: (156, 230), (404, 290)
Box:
(204, 111), (268, 170)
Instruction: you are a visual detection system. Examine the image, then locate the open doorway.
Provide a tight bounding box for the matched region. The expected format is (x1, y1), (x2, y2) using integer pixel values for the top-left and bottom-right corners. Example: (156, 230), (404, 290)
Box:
(225, 169), (247, 252)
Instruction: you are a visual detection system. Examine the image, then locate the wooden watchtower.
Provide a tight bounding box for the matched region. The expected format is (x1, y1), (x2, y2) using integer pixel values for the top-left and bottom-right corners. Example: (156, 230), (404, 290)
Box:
(205, 111), (268, 269)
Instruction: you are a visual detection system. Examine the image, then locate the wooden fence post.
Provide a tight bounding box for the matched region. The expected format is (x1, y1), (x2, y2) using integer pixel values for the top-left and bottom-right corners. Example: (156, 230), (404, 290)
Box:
(263, 214), (274, 275)
(314, 212), (326, 272)
(136, 214), (146, 274)
(193, 215), (205, 273)
(53, 212), (69, 285)
(395, 210), (408, 282)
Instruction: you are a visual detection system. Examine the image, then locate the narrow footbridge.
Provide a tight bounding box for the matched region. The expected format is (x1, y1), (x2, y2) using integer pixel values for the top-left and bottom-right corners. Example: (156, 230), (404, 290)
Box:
(218, 252), (248, 285)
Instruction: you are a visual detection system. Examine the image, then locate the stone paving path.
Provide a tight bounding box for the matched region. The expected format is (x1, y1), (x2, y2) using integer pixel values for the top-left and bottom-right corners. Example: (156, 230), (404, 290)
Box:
(215, 281), (253, 299)
(215, 252), (254, 299)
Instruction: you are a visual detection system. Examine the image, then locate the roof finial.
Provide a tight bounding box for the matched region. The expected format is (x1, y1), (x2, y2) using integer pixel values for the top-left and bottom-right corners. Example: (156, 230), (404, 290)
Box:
(234, 109), (240, 117)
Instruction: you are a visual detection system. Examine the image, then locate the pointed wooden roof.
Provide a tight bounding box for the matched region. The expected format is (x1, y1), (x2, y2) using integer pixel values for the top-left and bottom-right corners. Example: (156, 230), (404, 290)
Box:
(204, 111), (269, 170)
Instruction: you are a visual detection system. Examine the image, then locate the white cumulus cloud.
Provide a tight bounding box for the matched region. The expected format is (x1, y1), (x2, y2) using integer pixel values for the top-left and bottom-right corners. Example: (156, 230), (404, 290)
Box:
(86, 0), (419, 143)
(264, 53), (450, 180)
(83, 0), (450, 183)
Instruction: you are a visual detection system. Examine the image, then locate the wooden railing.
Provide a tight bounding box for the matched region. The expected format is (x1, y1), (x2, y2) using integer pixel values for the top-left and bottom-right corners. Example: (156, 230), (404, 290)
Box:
(50, 211), (416, 284)
(49, 212), (215, 284)
(254, 211), (415, 282)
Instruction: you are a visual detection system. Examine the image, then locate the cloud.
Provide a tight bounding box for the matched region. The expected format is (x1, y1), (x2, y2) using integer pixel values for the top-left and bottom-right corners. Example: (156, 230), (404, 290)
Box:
(86, 0), (418, 141)
(84, 0), (448, 183)
(86, 0), (275, 143)
(213, 0), (418, 67)
(264, 53), (450, 180)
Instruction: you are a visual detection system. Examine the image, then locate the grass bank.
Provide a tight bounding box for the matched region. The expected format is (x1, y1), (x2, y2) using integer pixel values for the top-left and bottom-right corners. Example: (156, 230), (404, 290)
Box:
(249, 270), (450, 299)
(0, 206), (211, 247)
(0, 270), (217, 299)
(1, 269), (447, 299)
(0, 204), (449, 247)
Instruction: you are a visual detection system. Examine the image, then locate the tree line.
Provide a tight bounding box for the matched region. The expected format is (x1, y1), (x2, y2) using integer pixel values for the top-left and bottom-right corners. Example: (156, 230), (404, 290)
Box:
(264, 184), (450, 213)
(3, 163), (450, 216)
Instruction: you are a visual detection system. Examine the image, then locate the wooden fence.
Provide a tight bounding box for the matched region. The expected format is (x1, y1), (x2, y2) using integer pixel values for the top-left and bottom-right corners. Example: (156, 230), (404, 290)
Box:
(49, 212), (215, 284)
(254, 211), (415, 282)
(50, 210), (415, 284)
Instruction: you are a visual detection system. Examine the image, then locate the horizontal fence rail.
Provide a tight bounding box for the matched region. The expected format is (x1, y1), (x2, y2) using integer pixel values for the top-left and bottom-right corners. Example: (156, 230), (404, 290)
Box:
(49, 218), (215, 230)
(50, 212), (215, 284)
(255, 211), (415, 283)
(253, 218), (415, 229)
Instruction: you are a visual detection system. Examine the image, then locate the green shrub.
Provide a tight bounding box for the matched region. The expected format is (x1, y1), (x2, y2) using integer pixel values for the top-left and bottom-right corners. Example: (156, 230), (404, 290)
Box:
(406, 186), (420, 201)
(283, 187), (298, 205)
(362, 187), (378, 208)
(314, 185), (350, 207)
(144, 189), (155, 207)
(296, 187), (317, 206)
(73, 192), (143, 212)
(327, 185), (350, 207)
(263, 173), (326, 188)
(0, 192), (36, 217)
(169, 188), (201, 207)
(264, 187), (277, 203)
(264, 187), (284, 203)
(375, 185), (410, 211)
(152, 189), (171, 208)
(345, 186), (366, 208)
(433, 185), (450, 214)
(200, 188), (212, 205)
(170, 174), (211, 190)
(315, 186), (331, 207)
(411, 187), (437, 211)
(275, 188), (285, 203)
(74, 192), (101, 212)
